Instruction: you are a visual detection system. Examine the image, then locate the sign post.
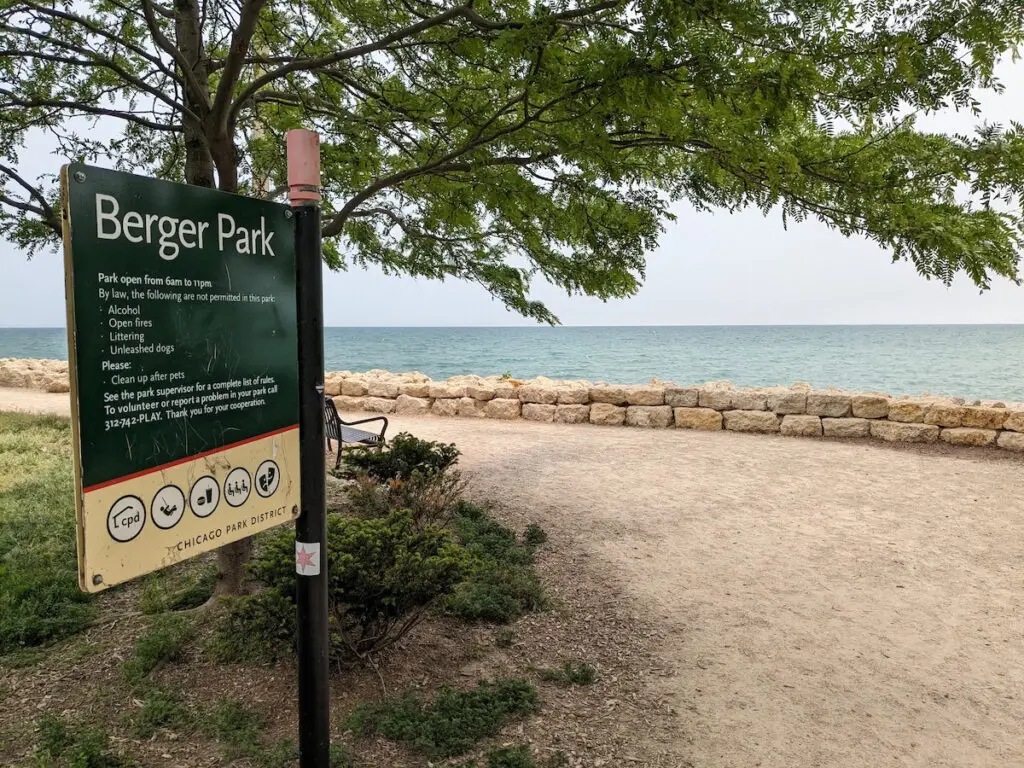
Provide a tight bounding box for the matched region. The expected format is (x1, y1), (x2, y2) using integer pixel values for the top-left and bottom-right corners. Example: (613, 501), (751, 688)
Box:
(288, 130), (331, 768)
(61, 165), (301, 590)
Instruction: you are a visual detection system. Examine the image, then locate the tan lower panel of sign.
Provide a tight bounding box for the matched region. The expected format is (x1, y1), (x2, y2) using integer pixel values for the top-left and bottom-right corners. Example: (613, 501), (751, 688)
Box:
(79, 426), (300, 592)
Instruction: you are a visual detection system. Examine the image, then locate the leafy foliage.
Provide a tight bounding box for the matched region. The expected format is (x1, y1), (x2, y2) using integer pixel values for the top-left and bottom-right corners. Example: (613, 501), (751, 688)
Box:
(121, 613), (192, 686)
(208, 587), (297, 665)
(486, 745), (537, 768)
(537, 662), (598, 686)
(348, 679), (540, 758)
(343, 468), (468, 529)
(246, 510), (469, 659)
(0, 413), (93, 655)
(33, 713), (127, 768)
(132, 688), (193, 739)
(341, 432), (460, 483)
(5, 1), (1024, 318)
(139, 565), (217, 615)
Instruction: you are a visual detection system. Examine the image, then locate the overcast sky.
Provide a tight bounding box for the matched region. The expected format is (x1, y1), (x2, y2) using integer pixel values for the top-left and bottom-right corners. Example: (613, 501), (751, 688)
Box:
(3, 62), (1023, 328)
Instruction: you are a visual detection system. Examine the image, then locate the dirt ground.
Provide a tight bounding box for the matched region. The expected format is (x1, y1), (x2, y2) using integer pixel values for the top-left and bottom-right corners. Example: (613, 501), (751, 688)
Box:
(6, 387), (1024, 767)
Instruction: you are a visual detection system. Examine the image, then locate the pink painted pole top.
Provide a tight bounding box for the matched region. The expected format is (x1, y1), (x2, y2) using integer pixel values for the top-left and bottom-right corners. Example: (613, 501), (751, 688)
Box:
(286, 129), (321, 205)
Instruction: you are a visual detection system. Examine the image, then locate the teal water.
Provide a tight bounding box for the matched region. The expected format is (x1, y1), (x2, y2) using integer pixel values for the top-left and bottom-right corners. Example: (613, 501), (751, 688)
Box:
(3, 325), (1023, 401)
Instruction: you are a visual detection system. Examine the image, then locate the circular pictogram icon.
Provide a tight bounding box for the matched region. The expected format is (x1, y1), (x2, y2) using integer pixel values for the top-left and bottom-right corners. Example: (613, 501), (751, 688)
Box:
(151, 485), (186, 530)
(189, 475), (221, 518)
(107, 495), (146, 542)
(224, 467), (252, 507)
(255, 459), (280, 498)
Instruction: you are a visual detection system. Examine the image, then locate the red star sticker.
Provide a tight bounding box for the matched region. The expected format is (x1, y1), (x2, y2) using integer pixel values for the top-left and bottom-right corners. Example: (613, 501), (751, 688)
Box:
(296, 545), (316, 572)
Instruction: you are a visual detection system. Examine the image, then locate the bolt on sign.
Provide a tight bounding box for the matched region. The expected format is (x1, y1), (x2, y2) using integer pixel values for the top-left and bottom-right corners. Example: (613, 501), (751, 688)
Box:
(61, 164), (301, 592)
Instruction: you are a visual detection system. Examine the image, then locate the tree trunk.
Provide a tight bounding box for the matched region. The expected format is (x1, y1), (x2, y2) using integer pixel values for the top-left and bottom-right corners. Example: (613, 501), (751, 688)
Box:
(214, 538), (254, 597)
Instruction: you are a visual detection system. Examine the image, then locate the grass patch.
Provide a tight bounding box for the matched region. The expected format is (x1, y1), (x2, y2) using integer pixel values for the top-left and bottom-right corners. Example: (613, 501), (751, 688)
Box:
(0, 413), (95, 654)
(486, 745), (536, 767)
(139, 564), (216, 614)
(445, 504), (548, 623)
(348, 679), (539, 759)
(200, 699), (313, 767)
(537, 662), (597, 686)
(494, 629), (517, 649)
(522, 524), (548, 549)
(33, 712), (128, 767)
(207, 586), (296, 664)
(121, 613), (192, 686)
(132, 688), (193, 738)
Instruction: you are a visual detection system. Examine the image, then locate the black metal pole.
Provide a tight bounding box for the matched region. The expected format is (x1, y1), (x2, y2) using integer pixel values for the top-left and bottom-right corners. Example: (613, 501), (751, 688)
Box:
(294, 199), (330, 768)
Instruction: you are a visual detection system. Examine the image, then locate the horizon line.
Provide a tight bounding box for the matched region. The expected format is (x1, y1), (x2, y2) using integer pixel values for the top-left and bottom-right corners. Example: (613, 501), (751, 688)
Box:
(4, 322), (1024, 330)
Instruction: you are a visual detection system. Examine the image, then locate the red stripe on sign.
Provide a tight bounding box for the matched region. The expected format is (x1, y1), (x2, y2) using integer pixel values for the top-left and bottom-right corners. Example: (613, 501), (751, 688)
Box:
(83, 424), (299, 493)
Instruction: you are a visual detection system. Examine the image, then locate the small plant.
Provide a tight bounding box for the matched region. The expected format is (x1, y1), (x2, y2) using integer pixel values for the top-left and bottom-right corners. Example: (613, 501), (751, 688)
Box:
(133, 687), (192, 738)
(341, 432), (460, 482)
(139, 564), (216, 614)
(348, 679), (540, 759)
(344, 468), (468, 529)
(500, 371), (513, 380)
(494, 629), (517, 648)
(201, 699), (265, 762)
(208, 587), (296, 664)
(330, 743), (360, 767)
(522, 524), (548, 549)
(538, 662), (597, 686)
(34, 712), (127, 767)
(487, 745), (536, 768)
(121, 613), (192, 686)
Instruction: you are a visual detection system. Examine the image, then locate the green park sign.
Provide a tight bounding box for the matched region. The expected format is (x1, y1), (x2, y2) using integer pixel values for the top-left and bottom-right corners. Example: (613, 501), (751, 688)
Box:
(62, 164), (301, 591)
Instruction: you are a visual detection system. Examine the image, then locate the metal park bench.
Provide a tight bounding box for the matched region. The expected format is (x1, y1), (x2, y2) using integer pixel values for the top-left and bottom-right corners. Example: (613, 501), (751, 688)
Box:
(323, 395), (388, 469)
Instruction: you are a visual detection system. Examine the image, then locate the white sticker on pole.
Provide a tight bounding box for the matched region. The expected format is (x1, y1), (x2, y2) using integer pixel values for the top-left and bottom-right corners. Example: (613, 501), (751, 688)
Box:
(295, 541), (321, 576)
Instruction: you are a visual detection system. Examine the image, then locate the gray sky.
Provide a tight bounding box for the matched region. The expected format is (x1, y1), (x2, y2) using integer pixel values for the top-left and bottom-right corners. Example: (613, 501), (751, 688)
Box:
(3, 62), (1023, 328)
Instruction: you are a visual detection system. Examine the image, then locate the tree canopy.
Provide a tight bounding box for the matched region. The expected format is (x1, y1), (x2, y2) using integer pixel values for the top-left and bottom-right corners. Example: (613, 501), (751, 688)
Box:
(2, 0), (1024, 322)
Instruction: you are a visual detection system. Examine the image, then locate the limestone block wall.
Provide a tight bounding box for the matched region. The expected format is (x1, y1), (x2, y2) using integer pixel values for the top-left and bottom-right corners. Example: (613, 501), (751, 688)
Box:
(324, 370), (1024, 454)
(0, 358), (70, 393)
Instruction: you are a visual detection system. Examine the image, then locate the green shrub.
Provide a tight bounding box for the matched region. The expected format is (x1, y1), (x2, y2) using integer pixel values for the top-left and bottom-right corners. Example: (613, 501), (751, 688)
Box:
(522, 524), (548, 549)
(445, 504), (547, 623)
(487, 745), (536, 768)
(494, 629), (517, 648)
(341, 432), (460, 482)
(0, 414), (94, 653)
(537, 662), (597, 686)
(245, 510), (469, 659)
(121, 613), (192, 686)
(139, 565), (216, 614)
(344, 469), (467, 529)
(34, 712), (127, 767)
(348, 679), (539, 759)
(208, 587), (296, 664)
(132, 688), (192, 738)
(201, 699), (265, 761)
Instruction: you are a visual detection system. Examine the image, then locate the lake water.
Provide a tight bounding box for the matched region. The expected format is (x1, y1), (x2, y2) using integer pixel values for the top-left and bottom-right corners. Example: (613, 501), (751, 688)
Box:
(3, 325), (1023, 401)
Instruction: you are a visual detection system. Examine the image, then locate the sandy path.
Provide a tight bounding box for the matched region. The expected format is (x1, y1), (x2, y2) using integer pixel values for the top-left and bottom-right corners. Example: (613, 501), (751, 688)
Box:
(5, 389), (1024, 766)
(0, 386), (71, 416)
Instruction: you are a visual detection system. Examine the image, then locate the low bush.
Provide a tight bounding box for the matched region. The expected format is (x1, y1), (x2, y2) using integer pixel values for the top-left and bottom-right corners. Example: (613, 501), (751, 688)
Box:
(139, 564), (216, 614)
(537, 662), (597, 686)
(208, 587), (296, 664)
(242, 510), (469, 659)
(132, 688), (192, 738)
(341, 432), (460, 482)
(486, 745), (537, 768)
(121, 613), (192, 686)
(348, 679), (539, 759)
(34, 712), (127, 767)
(344, 468), (468, 529)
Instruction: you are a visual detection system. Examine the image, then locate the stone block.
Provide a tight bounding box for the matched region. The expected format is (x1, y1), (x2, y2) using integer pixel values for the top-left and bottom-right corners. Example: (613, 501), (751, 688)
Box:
(625, 405), (673, 428)
(961, 407), (1007, 430)
(398, 382), (431, 398)
(806, 392), (853, 418)
(940, 428), (997, 447)
(673, 407), (723, 431)
(731, 388), (768, 411)
(698, 387), (733, 411)
(997, 431), (1024, 452)
(341, 379), (368, 397)
(431, 398), (459, 417)
(766, 389), (806, 415)
(869, 421), (939, 443)
(492, 382), (518, 399)
(780, 415), (822, 437)
(458, 397), (488, 418)
(555, 404), (590, 424)
(589, 402), (626, 426)
(887, 400), (926, 423)
(465, 384), (496, 401)
(664, 387), (699, 408)
(429, 383), (465, 399)
(485, 398), (521, 420)
(822, 418), (871, 438)
(518, 384), (558, 404)
(522, 403), (556, 422)
(924, 404), (964, 428)
(556, 384), (591, 404)
(324, 372), (345, 396)
(851, 395), (890, 419)
(590, 385), (630, 405)
(395, 395), (431, 415)
(723, 410), (780, 433)
(1004, 411), (1024, 432)
(363, 397), (395, 414)
(366, 378), (399, 398)
(625, 385), (665, 406)
(333, 395), (366, 412)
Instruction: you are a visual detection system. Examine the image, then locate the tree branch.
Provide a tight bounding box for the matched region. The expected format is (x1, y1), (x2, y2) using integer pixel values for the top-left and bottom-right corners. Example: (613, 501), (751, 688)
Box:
(141, 0), (206, 108)
(209, 0), (267, 134)
(0, 88), (182, 131)
(0, 163), (58, 226)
